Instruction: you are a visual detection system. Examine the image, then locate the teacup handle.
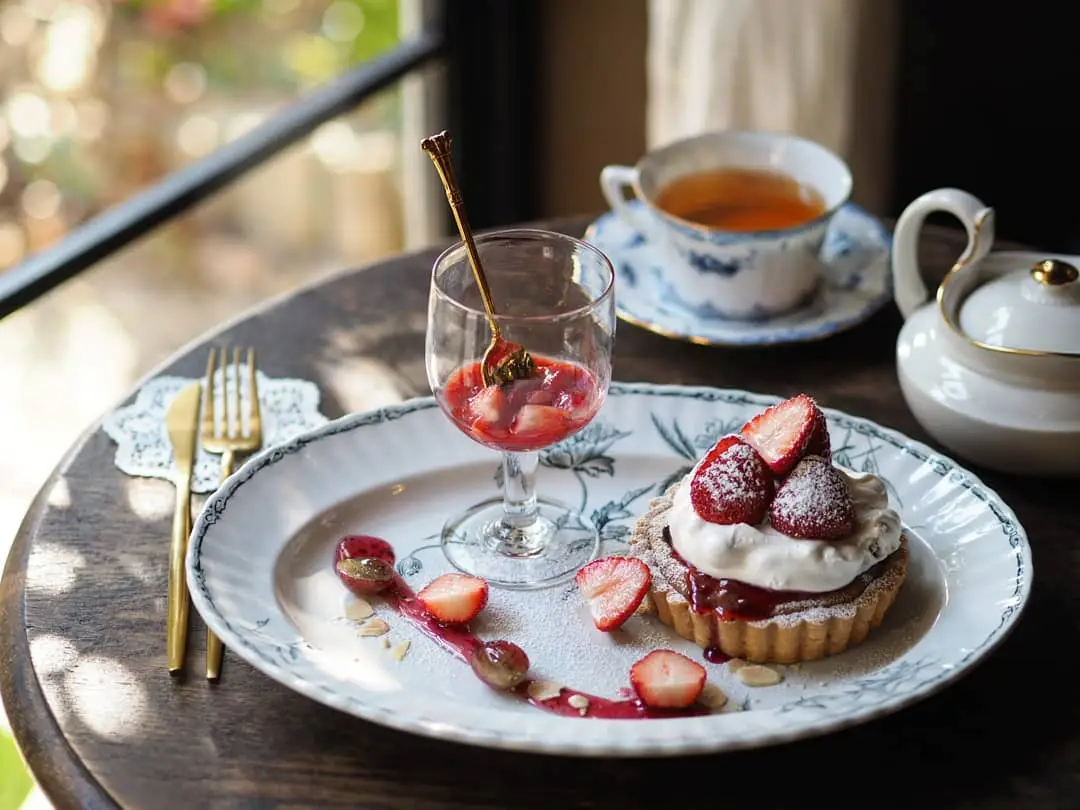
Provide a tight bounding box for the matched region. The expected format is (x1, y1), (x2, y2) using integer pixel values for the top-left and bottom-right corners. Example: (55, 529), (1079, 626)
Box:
(599, 165), (659, 240)
(892, 188), (996, 320)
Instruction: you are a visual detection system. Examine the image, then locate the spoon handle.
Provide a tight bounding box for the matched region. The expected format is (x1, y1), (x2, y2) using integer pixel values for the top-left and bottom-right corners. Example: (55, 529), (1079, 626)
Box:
(421, 131), (502, 338)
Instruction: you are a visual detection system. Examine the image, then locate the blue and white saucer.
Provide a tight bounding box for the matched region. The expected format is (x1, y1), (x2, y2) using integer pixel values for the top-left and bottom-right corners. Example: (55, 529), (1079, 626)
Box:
(583, 200), (893, 347)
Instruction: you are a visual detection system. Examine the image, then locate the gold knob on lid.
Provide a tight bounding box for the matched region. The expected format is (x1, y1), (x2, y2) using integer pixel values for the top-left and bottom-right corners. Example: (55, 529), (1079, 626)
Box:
(1030, 259), (1079, 286)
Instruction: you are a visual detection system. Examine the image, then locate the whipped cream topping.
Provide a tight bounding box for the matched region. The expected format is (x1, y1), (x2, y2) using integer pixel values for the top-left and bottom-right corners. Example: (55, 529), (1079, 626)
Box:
(667, 463), (902, 593)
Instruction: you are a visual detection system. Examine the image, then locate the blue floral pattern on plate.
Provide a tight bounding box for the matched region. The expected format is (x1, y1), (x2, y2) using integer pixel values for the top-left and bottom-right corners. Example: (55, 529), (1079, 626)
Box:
(187, 384), (1030, 758)
(583, 201), (893, 346)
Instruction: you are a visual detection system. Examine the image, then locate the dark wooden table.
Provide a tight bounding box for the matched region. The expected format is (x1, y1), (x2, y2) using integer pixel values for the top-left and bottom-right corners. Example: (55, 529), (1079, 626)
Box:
(2, 218), (1076, 810)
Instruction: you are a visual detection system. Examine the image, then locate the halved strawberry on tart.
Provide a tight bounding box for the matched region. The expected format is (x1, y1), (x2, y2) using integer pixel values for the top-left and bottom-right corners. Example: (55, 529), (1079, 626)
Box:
(629, 394), (908, 665)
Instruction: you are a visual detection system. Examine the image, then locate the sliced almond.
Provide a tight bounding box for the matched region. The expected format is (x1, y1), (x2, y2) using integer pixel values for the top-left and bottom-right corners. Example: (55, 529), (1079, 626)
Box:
(390, 640), (411, 661)
(526, 680), (563, 702)
(358, 618), (390, 637)
(736, 664), (782, 687)
(567, 694), (590, 715)
(344, 598), (374, 622)
(381, 638), (391, 649)
(698, 682), (728, 710)
(727, 658), (747, 672)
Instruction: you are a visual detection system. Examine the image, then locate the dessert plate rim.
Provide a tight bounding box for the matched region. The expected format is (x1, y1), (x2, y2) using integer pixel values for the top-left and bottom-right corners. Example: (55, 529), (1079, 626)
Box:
(187, 382), (1031, 757)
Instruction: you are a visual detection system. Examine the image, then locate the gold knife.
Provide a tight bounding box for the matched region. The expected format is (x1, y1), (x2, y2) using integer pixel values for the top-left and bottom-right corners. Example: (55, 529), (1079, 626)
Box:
(165, 382), (201, 675)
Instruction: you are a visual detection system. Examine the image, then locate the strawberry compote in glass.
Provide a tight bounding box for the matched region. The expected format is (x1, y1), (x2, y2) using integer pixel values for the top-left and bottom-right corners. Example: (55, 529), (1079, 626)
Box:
(426, 229), (615, 589)
(440, 356), (602, 453)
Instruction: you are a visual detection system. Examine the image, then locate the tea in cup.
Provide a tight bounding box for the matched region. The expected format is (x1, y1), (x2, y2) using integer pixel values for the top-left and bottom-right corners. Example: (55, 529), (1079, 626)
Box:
(600, 131), (852, 320)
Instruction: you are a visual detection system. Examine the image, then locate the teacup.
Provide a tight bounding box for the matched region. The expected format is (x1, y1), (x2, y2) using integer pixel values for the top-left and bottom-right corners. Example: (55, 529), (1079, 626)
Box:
(599, 130), (853, 320)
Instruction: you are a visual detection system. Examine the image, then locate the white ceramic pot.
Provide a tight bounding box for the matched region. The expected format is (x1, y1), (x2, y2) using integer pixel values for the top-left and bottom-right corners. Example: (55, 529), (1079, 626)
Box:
(892, 188), (1080, 477)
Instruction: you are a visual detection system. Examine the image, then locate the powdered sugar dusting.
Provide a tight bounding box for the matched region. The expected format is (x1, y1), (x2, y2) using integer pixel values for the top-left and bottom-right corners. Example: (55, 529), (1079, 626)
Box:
(277, 520), (942, 724)
(384, 535), (932, 714)
(293, 525), (935, 720)
(630, 486), (692, 595)
(770, 455), (855, 539)
(692, 439), (768, 516)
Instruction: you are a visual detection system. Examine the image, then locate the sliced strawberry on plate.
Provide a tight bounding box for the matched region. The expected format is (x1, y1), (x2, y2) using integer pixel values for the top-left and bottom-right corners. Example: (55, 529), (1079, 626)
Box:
(575, 556), (651, 632)
(740, 393), (821, 475)
(417, 573), (489, 624)
(769, 455), (855, 540)
(689, 435), (773, 525)
(629, 649), (707, 709)
(805, 405), (831, 460)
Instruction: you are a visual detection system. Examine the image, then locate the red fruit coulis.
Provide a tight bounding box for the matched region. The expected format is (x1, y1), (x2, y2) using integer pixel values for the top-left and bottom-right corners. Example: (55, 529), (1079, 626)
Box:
(703, 646), (731, 664)
(439, 356), (601, 453)
(337, 535), (707, 720)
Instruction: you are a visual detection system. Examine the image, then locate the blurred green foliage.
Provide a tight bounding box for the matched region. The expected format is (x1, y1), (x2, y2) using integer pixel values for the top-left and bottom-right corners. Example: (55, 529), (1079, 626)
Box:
(111, 0), (400, 88)
(0, 728), (32, 810)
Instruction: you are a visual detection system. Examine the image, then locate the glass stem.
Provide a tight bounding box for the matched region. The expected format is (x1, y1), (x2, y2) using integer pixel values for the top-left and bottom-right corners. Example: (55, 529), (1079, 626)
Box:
(500, 451), (539, 530)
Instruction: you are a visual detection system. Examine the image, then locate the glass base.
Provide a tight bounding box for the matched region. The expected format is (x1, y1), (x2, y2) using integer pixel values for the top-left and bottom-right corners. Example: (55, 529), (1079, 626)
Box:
(441, 496), (600, 590)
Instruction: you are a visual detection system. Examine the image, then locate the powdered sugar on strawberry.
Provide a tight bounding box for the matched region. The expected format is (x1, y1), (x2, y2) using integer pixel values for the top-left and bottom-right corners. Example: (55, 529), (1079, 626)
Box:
(770, 455), (855, 540)
(689, 437), (772, 526)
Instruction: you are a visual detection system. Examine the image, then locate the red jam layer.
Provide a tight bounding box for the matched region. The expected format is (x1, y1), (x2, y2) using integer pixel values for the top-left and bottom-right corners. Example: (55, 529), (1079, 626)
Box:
(662, 527), (816, 620)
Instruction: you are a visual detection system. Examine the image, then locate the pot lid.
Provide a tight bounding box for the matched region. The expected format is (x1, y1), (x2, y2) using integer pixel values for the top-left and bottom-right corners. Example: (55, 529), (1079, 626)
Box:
(958, 259), (1080, 354)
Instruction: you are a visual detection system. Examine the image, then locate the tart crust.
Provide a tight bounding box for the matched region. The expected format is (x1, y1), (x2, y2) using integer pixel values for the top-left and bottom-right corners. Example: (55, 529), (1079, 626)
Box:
(629, 485), (908, 665)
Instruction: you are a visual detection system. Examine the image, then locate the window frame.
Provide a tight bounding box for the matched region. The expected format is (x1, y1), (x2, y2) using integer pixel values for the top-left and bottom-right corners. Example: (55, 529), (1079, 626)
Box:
(0, 0), (542, 320)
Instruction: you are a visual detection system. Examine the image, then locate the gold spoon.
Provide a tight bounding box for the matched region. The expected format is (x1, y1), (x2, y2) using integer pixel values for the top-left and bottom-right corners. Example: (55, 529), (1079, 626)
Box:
(421, 131), (535, 387)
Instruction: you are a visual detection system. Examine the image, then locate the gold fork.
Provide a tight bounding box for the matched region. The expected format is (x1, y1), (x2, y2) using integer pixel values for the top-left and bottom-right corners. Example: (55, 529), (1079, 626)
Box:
(200, 346), (262, 682)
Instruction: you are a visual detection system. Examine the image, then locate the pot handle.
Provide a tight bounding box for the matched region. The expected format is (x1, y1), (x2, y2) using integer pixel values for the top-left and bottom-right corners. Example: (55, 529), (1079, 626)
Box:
(892, 188), (996, 320)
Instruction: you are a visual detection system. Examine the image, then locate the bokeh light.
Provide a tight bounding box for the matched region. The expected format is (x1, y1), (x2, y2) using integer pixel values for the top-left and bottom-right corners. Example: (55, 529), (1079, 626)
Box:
(0, 0), (405, 265)
(0, 222), (27, 267)
(164, 63), (207, 105)
(323, 1), (365, 42)
(176, 115), (219, 158)
(22, 179), (63, 220)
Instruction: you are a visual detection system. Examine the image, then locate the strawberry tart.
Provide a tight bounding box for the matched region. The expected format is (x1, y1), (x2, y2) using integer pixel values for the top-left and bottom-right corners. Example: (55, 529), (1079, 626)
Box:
(629, 394), (907, 665)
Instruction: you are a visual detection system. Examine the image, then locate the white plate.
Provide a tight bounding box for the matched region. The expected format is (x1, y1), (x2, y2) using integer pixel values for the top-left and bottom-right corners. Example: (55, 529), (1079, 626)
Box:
(188, 383), (1031, 757)
(583, 202), (893, 346)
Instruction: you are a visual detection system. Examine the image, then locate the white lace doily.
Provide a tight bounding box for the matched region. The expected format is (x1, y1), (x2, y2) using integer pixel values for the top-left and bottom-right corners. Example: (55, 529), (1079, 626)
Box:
(102, 371), (330, 494)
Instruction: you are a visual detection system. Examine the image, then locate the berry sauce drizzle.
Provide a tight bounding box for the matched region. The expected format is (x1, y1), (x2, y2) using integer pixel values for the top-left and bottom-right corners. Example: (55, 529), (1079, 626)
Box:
(703, 646), (730, 664)
(343, 536), (707, 720)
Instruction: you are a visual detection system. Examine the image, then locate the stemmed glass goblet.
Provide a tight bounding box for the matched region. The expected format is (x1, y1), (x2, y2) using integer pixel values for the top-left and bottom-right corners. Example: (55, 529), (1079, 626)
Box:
(426, 229), (616, 589)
